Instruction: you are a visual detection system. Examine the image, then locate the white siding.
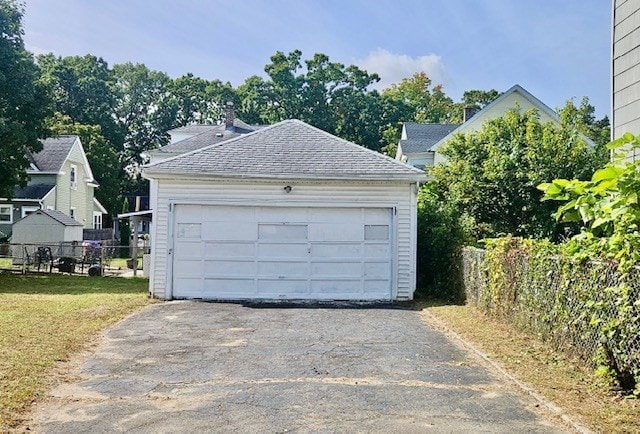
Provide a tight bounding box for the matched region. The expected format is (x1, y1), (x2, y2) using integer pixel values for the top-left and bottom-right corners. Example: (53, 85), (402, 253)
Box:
(149, 178), (417, 301)
(613, 0), (640, 162)
(454, 91), (557, 137)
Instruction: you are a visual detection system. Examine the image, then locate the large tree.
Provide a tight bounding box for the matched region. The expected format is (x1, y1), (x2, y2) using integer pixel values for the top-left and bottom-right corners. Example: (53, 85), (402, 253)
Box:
(432, 105), (609, 240)
(37, 54), (121, 148)
(236, 50), (386, 149)
(0, 0), (52, 198)
(169, 73), (236, 126)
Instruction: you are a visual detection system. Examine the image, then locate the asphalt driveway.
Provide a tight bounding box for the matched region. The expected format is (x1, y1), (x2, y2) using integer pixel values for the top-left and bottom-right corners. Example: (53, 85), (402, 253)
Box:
(29, 302), (567, 433)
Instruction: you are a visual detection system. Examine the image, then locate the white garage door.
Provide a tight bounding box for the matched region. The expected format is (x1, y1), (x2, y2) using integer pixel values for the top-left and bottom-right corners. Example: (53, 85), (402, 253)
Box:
(171, 205), (393, 300)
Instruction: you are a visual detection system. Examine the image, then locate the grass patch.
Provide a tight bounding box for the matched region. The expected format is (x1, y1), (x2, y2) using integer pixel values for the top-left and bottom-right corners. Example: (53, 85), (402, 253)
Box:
(0, 273), (152, 429)
(0, 258), (11, 269)
(424, 304), (640, 433)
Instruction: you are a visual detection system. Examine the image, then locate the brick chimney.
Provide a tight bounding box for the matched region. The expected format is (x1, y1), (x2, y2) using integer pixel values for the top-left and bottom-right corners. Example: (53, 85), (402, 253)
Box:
(225, 102), (234, 130)
(463, 105), (477, 122)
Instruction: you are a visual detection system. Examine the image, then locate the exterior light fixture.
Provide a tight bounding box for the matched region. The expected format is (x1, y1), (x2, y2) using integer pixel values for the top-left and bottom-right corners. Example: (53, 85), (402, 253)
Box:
(283, 185), (292, 193)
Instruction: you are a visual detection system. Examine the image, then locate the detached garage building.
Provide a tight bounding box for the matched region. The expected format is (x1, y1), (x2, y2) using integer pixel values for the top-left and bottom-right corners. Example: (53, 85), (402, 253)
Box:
(143, 120), (425, 301)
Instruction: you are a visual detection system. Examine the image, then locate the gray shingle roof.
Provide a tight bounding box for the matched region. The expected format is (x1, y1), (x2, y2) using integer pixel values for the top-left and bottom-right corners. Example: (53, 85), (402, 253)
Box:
(145, 119), (425, 181)
(31, 209), (82, 226)
(158, 121), (262, 154)
(399, 123), (460, 154)
(28, 136), (77, 172)
(13, 184), (55, 200)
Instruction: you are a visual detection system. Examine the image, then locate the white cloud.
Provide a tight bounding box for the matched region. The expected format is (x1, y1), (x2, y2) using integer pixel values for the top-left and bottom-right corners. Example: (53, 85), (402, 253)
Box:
(355, 48), (446, 91)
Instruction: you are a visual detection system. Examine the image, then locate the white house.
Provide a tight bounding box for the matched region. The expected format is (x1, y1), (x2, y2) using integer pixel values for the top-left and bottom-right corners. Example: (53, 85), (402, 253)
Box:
(143, 119), (425, 301)
(612, 0), (640, 161)
(396, 84), (565, 172)
(0, 135), (107, 238)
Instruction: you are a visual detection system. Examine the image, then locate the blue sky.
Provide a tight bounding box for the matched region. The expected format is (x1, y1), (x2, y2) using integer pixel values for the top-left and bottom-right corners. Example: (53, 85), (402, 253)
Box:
(23, 0), (612, 117)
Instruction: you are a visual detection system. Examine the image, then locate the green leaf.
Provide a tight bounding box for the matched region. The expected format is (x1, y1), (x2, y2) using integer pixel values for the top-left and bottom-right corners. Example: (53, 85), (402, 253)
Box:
(592, 166), (623, 182)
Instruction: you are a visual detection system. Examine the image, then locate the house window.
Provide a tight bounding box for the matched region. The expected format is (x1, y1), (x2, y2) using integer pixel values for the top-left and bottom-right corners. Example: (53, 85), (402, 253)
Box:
(21, 206), (40, 218)
(0, 205), (12, 223)
(70, 207), (76, 219)
(70, 165), (77, 188)
(93, 212), (102, 229)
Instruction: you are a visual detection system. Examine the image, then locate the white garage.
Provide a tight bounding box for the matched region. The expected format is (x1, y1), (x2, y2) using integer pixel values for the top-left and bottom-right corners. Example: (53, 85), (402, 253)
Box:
(143, 120), (425, 301)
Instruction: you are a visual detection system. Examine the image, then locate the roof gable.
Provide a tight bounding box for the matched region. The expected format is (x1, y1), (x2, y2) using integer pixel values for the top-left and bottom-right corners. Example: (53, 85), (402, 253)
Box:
(28, 136), (78, 172)
(399, 123), (461, 154)
(429, 84), (560, 152)
(27, 135), (97, 184)
(144, 119), (424, 182)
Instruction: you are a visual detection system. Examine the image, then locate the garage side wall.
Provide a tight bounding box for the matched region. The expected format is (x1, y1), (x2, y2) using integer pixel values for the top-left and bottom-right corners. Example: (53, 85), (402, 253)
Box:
(149, 179), (417, 301)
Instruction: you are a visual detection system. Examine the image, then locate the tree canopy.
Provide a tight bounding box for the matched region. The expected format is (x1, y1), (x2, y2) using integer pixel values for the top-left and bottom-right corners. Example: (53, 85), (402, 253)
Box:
(0, 0), (51, 198)
(431, 106), (609, 240)
(3, 22), (612, 222)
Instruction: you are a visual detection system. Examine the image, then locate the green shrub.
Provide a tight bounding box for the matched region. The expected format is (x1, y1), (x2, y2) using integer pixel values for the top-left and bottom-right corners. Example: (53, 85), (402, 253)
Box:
(416, 182), (471, 300)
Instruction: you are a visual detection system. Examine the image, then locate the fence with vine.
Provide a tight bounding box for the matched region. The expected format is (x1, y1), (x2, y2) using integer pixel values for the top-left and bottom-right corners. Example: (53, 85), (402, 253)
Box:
(461, 238), (639, 392)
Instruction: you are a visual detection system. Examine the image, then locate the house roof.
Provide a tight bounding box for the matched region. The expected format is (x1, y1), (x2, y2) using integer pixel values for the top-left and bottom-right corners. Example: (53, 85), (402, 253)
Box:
(399, 123), (461, 154)
(18, 209), (83, 226)
(144, 119), (425, 182)
(427, 84), (563, 153)
(156, 121), (263, 155)
(13, 184), (55, 200)
(28, 136), (78, 172)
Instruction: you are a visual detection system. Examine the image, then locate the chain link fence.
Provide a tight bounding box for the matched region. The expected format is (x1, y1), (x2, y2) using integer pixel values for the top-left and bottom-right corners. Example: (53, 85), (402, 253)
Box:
(0, 242), (150, 277)
(461, 246), (640, 389)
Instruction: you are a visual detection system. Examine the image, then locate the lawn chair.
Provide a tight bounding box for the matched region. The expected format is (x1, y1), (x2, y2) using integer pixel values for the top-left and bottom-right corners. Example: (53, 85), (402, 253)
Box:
(35, 246), (53, 273)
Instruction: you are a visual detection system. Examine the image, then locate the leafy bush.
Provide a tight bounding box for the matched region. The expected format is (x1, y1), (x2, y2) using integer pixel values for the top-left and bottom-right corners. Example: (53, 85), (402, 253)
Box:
(539, 133), (640, 271)
(415, 182), (471, 300)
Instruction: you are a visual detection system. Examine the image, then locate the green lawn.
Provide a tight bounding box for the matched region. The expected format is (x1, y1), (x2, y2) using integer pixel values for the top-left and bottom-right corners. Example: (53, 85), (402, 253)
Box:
(0, 273), (152, 429)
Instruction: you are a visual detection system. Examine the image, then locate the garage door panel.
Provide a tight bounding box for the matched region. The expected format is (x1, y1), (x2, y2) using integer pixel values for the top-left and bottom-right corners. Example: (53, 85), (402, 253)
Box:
(174, 260), (203, 276)
(258, 242), (308, 257)
(258, 224), (307, 240)
(175, 204), (203, 221)
(174, 240), (203, 258)
(204, 278), (256, 296)
(204, 241), (255, 258)
(311, 243), (361, 258)
(365, 243), (391, 258)
(204, 259), (255, 276)
(364, 208), (391, 224)
(258, 207), (308, 221)
(364, 262), (391, 279)
(177, 223), (201, 239)
(309, 223), (363, 242)
(258, 260), (308, 276)
(173, 277), (203, 298)
(257, 279), (309, 295)
(363, 280), (391, 295)
(203, 206), (256, 222)
(202, 222), (257, 241)
(311, 261), (361, 277)
(308, 208), (359, 223)
(311, 279), (362, 295)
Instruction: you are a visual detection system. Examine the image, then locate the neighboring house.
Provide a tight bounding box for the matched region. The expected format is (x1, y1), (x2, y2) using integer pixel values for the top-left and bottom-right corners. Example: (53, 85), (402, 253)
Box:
(395, 123), (460, 170)
(395, 84), (565, 173)
(143, 119), (425, 302)
(147, 103), (262, 164)
(0, 135), (107, 238)
(612, 0), (640, 161)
